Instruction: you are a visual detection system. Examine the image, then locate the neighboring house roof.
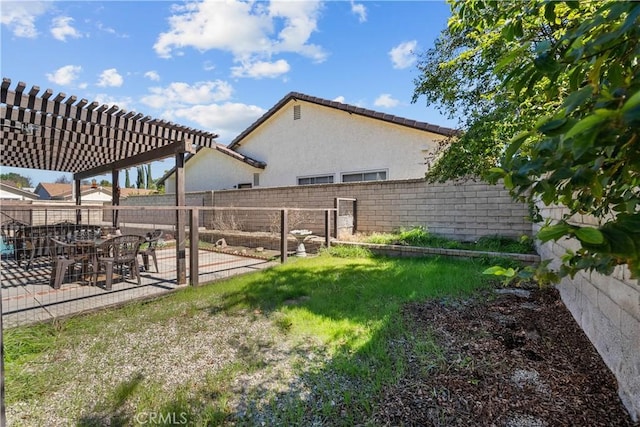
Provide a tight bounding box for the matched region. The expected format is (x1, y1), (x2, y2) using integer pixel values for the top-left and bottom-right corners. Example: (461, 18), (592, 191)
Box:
(34, 182), (155, 200)
(157, 143), (266, 186)
(213, 144), (267, 169)
(0, 180), (39, 200)
(35, 182), (76, 199)
(228, 92), (458, 149)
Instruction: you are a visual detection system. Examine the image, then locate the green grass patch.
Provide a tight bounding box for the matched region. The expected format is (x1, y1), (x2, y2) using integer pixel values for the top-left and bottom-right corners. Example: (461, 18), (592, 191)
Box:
(4, 252), (493, 425)
(362, 226), (535, 254)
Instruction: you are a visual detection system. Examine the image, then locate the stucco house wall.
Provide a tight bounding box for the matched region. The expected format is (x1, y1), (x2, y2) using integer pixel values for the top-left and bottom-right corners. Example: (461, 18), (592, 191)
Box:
(165, 148), (262, 193)
(232, 100), (445, 187)
(163, 93), (454, 192)
(80, 189), (112, 203)
(0, 182), (39, 200)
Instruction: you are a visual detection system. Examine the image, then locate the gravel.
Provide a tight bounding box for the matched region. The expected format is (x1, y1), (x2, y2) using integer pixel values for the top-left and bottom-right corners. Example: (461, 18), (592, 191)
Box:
(6, 305), (332, 426)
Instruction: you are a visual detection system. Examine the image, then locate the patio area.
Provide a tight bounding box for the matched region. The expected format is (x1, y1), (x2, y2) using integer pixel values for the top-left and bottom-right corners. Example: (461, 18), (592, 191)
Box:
(1, 246), (276, 328)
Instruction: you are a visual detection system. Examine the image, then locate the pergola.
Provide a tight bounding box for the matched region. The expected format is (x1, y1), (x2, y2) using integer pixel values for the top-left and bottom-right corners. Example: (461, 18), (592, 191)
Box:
(0, 77), (219, 284)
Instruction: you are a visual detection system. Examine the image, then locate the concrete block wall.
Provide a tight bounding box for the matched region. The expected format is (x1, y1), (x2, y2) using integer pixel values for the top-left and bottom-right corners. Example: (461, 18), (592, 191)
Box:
(118, 192), (212, 226)
(535, 204), (640, 421)
(209, 179), (532, 241)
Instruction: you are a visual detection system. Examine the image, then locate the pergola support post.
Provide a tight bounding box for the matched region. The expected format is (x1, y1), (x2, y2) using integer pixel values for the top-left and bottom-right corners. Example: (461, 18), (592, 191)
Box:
(74, 179), (81, 224)
(324, 209), (331, 248)
(175, 151), (187, 285)
(280, 209), (288, 263)
(189, 209), (199, 286)
(112, 170), (120, 228)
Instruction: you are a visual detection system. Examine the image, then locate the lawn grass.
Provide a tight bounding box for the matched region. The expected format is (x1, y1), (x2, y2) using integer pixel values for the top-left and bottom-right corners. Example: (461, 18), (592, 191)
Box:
(4, 251), (494, 425)
(361, 226), (535, 254)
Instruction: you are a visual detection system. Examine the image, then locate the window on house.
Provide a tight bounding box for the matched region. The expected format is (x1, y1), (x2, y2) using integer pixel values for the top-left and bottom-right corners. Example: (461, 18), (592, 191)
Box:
(237, 183), (252, 189)
(341, 170), (387, 183)
(253, 173), (260, 187)
(293, 104), (301, 120)
(297, 175), (334, 185)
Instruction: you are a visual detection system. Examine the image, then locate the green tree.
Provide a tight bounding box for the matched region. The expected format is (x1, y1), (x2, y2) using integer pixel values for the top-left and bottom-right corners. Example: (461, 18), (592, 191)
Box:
(418, 0), (640, 278)
(0, 172), (32, 188)
(146, 164), (155, 190)
(125, 169), (131, 188)
(99, 179), (112, 187)
(136, 166), (145, 189)
(54, 175), (71, 184)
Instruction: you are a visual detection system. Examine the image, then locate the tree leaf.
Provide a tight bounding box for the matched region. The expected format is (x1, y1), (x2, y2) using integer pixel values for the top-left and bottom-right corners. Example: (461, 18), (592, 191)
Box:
(538, 223), (571, 242)
(621, 89), (640, 113)
(562, 85), (593, 114)
(601, 225), (637, 257)
(575, 227), (604, 245)
(504, 131), (531, 161)
(538, 118), (568, 135)
(544, 2), (556, 23)
(483, 266), (507, 275)
(564, 113), (607, 140)
(615, 213), (640, 233)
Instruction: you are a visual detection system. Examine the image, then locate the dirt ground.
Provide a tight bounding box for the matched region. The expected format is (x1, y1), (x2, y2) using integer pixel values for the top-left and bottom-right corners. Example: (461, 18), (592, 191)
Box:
(372, 286), (638, 426)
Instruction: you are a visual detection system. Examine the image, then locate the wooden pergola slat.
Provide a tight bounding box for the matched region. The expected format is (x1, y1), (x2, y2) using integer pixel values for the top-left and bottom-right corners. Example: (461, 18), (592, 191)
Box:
(1, 78), (218, 174)
(0, 77), (219, 286)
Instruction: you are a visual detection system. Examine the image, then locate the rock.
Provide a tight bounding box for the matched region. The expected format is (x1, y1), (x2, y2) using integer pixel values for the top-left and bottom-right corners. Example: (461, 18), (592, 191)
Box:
(495, 288), (531, 298)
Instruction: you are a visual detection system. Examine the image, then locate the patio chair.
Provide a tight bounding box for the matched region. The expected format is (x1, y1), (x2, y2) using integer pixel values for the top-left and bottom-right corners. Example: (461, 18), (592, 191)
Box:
(95, 235), (144, 290)
(139, 230), (163, 273)
(48, 237), (96, 289)
(1, 219), (27, 260)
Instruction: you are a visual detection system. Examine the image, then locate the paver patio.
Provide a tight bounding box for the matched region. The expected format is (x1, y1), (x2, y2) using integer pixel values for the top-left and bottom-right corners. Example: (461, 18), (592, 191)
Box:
(1, 247), (276, 327)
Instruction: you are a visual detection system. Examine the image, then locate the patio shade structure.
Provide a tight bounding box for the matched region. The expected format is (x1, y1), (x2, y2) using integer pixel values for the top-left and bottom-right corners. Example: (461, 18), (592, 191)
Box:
(0, 77), (219, 285)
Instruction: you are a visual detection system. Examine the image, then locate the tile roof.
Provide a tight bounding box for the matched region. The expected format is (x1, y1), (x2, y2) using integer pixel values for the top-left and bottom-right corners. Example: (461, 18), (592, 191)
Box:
(36, 182), (155, 199)
(228, 92), (458, 149)
(0, 180), (39, 199)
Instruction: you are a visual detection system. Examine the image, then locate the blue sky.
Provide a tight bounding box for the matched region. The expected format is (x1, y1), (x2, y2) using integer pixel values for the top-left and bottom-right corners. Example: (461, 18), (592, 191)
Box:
(1, 0), (455, 188)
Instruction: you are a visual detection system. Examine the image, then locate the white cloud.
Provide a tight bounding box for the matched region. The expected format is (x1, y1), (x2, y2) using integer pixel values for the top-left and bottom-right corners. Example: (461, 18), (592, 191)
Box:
(97, 68), (124, 87)
(333, 96), (346, 104)
(50, 16), (81, 41)
(153, 0), (326, 77)
(46, 65), (82, 86)
(144, 71), (160, 81)
(231, 59), (290, 79)
(169, 102), (266, 141)
(374, 94), (400, 108)
(350, 1), (366, 23)
(0, 1), (51, 38)
(92, 94), (134, 111)
(141, 80), (234, 110)
(95, 21), (128, 38)
(389, 40), (418, 70)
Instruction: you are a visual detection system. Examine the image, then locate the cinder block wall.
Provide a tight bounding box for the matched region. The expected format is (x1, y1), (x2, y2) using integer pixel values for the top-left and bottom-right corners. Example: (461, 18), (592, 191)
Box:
(209, 179), (532, 241)
(118, 192), (212, 225)
(535, 204), (640, 421)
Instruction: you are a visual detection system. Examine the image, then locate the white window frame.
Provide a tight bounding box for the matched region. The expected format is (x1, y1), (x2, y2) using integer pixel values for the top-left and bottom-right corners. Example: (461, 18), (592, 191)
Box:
(297, 174), (335, 186)
(341, 169), (388, 183)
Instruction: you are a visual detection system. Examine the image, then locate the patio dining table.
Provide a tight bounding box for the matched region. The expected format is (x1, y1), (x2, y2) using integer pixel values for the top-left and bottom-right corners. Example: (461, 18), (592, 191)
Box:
(50, 234), (145, 289)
